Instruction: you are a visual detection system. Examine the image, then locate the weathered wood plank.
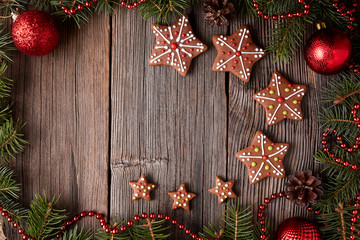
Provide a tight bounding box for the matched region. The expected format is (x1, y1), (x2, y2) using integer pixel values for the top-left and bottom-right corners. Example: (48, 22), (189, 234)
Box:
(110, 7), (228, 237)
(4, 5), (331, 239)
(227, 18), (327, 233)
(10, 14), (111, 235)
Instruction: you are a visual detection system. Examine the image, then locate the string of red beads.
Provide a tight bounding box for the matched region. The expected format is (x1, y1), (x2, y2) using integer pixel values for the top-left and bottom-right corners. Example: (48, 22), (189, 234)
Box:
(331, 0), (358, 31)
(321, 104), (360, 172)
(0, 205), (33, 240)
(59, 0), (146, 16)
(257, 192), (320, 239)
(56, 211), (213, 240)
(252, 0), (310, 20)
(345, 194), (360, 239)
(332, 0), (359, 74)
(0, 205), (215, 240)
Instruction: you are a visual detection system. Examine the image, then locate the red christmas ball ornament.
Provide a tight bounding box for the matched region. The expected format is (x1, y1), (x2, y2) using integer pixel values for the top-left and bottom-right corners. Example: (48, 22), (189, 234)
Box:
(12, 10), (60, 56)
(304, 28), (352, 75)
(275, 217), (321, 240)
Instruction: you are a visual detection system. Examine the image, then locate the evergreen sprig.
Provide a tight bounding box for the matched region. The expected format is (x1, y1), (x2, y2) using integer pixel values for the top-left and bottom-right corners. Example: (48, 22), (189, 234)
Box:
(0, 62), (13, 99)
(0, 118), (27, 164)
(0, 165), (21, 199)
(318, 203), (360, 240)
(0, 196), (28, 224)
(131, 218), (170, 240)
(314, 71), (360, 239)
(199, 205), (255, 240)
(137, 0), (189, 22)
(28, 0), (56, 12)
(27, 194), (67, 240)
(55, 225), (93, 240)
(50, 0), (95, 28)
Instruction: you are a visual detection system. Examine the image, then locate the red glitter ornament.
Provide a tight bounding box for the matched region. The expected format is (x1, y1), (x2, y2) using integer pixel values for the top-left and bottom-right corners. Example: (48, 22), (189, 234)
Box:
(12, 10), (60, 56)
(304, 28), (352, 75)
(275, 217), (321, 240)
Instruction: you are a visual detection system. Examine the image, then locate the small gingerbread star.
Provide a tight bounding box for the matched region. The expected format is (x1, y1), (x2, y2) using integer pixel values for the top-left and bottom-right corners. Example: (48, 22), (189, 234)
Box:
(253, 71), (307, 126)
(149, 15), (208, 76)
(168, 183), (196, 211)
(235, 131), (289, 184)
(208, 176), (237, 204)
(129, 173), (157, 201)
(212, 25), (266, 82)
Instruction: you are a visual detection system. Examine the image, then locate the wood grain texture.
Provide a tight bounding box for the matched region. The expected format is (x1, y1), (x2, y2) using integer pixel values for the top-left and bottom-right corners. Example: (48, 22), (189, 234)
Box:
(7, 6), (328, 240)
(9, 14), (111, 237)
(227, 18), (327, 230)
(110, 7), (227, 237)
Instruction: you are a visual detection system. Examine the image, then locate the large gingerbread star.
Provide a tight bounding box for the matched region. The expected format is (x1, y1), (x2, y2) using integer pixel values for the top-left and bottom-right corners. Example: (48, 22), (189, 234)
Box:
(235, 131), (289, 184)
(149, 15), (208, 76)
(253, 71), (307, 126)
(212, 25), (265, 82)
(168, 183), (196, 211)
(208, 176), (237, 204)
(129, 174), (157, 201)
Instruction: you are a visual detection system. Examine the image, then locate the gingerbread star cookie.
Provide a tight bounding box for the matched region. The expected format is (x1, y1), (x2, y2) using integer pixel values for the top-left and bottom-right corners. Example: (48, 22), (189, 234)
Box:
(129, 173), (157, 201)
(208, 176), (237, 204)
(149, 15), (208, 76)
(168, 183), (196, 211)
(212, 25), (266, 82)
(235, 131), (289, 184)
(253, 72), (307, 126)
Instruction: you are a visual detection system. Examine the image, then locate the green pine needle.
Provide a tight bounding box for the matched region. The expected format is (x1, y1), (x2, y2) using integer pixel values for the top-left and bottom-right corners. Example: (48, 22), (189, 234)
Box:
(27, 194), (67, 240)
(318, 203), (360, 240)
(55, 225), (93, 240)
(131, 219), (170, 240)
(0, 165), (21, 199)
(200, 204), (255, 240)
(0, 196), (28, 224)
(0, 119), (27, 164)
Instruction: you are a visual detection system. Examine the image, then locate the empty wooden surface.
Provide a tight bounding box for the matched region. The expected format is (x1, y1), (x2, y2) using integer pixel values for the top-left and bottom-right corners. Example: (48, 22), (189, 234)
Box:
(8, 5), (327, 239)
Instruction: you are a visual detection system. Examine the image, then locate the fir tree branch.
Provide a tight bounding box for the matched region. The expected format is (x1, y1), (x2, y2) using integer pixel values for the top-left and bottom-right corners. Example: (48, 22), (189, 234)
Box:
(27, 194), (67, 240)
(334, 89), (360, 104)
(0, 196), (28, 224)
(200, 204), (255, 240)
(38, 201), (53, 239)
(55, 225), (93, 240)
(143, 218), (156, 240)
(0, 119), (27, 164)
(0, 165), (20, 199)
(335, 203), (346, 240)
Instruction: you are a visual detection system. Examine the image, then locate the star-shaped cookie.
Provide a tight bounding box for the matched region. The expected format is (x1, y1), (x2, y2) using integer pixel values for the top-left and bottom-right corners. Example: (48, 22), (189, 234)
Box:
(129, 174), (157, 201)
(149, 15), (208, 76)
(208, 176), (237, 204)
(168, 183), (196, 211)
(253, 71), (307, 126)
(212, 25), (265, 82)
(235, 131), (289, 184)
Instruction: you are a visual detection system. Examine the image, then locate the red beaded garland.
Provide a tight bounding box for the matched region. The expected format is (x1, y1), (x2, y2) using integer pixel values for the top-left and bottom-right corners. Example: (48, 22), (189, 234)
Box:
(0, 203), (201, 240)
(252, 0), (310, 20)
(321, 104), (360, 173)
(256, 192), (321, 239)
(59, 0), (146, 16)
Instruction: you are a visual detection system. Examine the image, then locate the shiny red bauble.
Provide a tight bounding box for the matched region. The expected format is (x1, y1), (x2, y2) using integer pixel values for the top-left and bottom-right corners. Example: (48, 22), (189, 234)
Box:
(275, 217), (321, 240)
(304, 28), (352, 75)
(12, 10), (60, 56)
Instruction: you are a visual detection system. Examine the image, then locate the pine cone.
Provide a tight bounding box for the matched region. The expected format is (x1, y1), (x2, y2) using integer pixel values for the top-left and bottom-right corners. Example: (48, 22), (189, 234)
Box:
(203, 0), (235, 27)
(286, 170), (324, 207)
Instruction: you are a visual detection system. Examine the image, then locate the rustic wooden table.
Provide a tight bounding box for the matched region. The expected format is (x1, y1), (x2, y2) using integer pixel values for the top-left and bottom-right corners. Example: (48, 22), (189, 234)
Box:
(8, 6), (327, 239)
